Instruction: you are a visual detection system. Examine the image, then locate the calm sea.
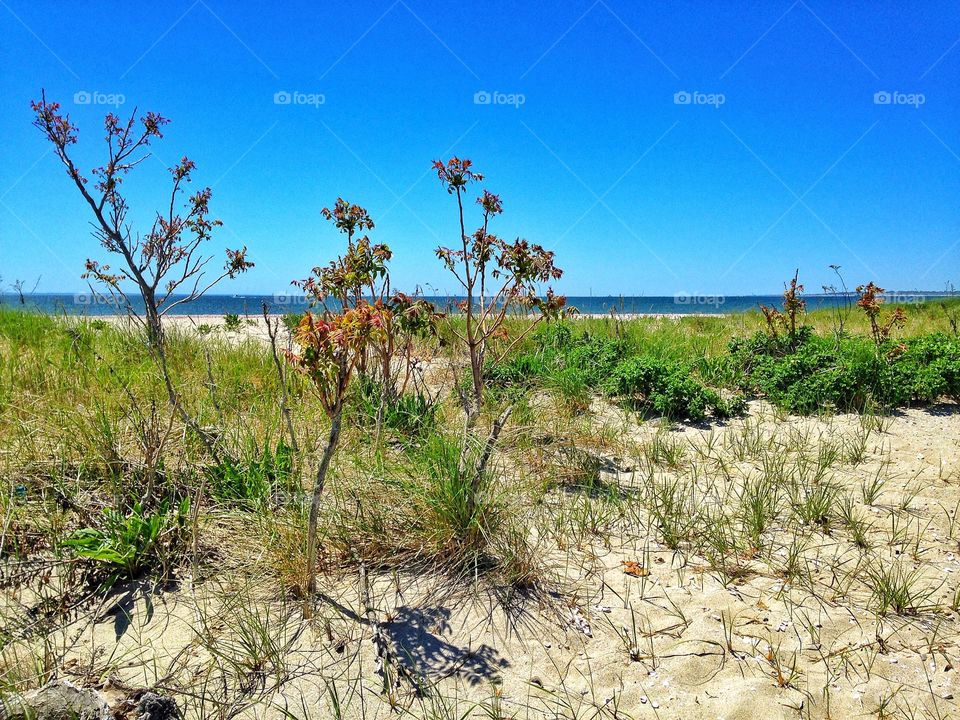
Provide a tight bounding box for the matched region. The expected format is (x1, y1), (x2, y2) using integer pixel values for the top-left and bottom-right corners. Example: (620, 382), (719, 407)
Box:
(1, 292), (955, 317)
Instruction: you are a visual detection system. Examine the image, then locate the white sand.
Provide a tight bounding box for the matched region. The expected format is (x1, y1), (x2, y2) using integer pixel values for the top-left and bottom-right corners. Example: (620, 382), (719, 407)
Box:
(49, 402), (960, 719)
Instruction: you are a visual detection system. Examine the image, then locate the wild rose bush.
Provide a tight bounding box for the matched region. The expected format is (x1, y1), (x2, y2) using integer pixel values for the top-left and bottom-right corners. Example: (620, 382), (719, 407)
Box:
(731, 277), (956, 413)
(287, 200), (393, 602)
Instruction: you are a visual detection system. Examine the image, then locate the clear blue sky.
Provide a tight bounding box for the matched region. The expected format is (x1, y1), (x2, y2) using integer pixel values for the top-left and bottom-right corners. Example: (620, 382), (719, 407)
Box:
(1, 0), (958, 296)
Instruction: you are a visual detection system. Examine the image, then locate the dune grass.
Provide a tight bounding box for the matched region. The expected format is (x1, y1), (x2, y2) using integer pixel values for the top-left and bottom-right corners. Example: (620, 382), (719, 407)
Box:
(1, 299), (958, 717)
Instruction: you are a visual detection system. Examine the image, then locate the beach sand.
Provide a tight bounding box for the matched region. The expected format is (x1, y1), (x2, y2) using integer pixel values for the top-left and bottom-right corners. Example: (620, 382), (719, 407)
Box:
(46, 400), (960, 719)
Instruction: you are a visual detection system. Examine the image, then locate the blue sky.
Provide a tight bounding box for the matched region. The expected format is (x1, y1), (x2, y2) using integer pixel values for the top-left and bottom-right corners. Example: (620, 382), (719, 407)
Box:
(1, 0), (958, 296)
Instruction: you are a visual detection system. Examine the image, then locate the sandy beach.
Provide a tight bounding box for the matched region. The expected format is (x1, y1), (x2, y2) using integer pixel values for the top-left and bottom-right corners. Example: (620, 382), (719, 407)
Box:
(30, 399), (960, 719)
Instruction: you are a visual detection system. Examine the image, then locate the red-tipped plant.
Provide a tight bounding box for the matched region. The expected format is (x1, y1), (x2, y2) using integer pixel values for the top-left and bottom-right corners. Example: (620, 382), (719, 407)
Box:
(31, 92), (252, 346)
(305, 199), (440, 398)
(856, 282), (906, 347)
(288, 201), (391, 607)
(432, 157), (566, 426)
(760, 270), (806, 347)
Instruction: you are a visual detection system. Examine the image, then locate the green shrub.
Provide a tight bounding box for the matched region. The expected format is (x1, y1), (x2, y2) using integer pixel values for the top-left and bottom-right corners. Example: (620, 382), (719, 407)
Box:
(223, 313), (243, 332)
(899, 333), (960, 401)
(730, 330), (960, 413)
(602, 355), (740, 421)
(62, 498), (190, 586)
(207, 441), (294, 504)
(559, 334), (628, 387)
(484, 323), (744, 421)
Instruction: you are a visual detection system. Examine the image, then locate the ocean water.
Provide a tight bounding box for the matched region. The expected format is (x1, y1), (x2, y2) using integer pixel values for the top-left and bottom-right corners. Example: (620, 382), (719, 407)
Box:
(1, 292), (955, 317)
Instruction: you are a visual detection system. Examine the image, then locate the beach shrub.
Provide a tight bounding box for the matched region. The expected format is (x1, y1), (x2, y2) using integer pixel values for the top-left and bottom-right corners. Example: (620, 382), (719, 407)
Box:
(898, 333), (960, 401)
(206, 440), (294, 504)
(856, 282), (906, 347)
(31, 93), (253, 476)
(561, 335), (629, 388)
(759, 270), (807, 348)
(485, 323), (743, 420)
(288, 199), (394, 603)
(432, 157), (567, 426)
(374, 292), (443, 398)
(733, 333), (890, 413)
(31, 94), (253, 348)
(223, 313), (243, 332)
(602, 356), (742, 420)
(311, 202), (441, 400)
(62, 498), (190, 586)
(485, 325), (625, 389)
(731, 330), (960, 413)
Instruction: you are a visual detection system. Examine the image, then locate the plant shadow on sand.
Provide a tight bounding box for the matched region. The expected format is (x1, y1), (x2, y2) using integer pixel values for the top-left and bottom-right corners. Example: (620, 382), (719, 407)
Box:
(924, 402), (960, 416)
(383, 606), (509, 685)
(101, 578), (181, 642)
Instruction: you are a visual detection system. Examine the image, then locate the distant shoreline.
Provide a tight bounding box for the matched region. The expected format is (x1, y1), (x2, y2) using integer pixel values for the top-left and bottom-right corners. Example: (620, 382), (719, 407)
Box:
(1, 291), (956, 319)
(83, 312), (731, 323)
